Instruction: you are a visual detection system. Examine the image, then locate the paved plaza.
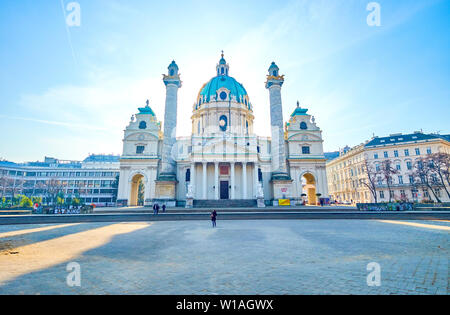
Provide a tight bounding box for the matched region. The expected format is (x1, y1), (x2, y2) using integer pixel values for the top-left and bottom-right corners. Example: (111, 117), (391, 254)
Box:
(0, 219), (448, 295)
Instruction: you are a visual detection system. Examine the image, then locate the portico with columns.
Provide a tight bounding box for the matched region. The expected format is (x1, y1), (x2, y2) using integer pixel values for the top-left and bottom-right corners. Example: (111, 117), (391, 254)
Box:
(186, 160), (260, 200)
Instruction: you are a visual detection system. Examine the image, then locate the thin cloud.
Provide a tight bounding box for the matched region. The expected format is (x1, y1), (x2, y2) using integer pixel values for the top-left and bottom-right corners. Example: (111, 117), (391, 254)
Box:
(0, 114), (112, 132)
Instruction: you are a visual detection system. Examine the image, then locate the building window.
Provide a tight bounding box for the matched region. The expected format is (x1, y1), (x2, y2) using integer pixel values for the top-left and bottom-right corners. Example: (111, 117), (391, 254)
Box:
(186, 169), (191, 182)
(415, 148), (420, 155)
(258, 168), (263, 182)
(427, 147), (432, 155)
(404, 149), (409, 156)
(375, 163), (380, 172)
(396, 164), (401, 171)
(379, 191), (385, 199)
(398, 176), (403, 185)
(377, 177), (383, 186)
(139, 121), (147, 129)
(406, 161), (412, 170)
(300, 122), (308, 130)
(136, 146), (145, 154)
(302, 146), (310, 154)
(384, 151), (388, 158)
(409, 175), (414, 184)
(374, 153), (379, 159)
(394, 150), (399, 157)
(431, 174), (438, 184)
(418, 161), (424, 169)
(219, 115), (228, 132)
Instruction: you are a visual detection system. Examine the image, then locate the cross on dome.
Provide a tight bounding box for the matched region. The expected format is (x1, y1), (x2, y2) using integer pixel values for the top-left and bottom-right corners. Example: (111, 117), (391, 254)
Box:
(217, 51), (229, 75)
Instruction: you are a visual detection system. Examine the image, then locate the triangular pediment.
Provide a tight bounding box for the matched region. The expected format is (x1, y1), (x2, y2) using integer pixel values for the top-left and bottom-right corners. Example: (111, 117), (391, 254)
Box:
(288, 131), (322, 142)
(125, 131), (159, 142)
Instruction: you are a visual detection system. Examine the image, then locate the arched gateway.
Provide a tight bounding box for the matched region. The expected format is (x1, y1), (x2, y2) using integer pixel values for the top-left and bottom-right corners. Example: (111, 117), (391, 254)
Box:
(302, 173), (317, 205)
(130, 174), (145, 206)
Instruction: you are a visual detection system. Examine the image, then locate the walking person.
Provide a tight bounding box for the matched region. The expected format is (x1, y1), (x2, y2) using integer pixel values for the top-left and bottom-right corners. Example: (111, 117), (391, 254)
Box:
(153, 203), (157, 215)
(162, 204), (166, 213)
(156, 203), (160, 215)
(210, 210), (217, 228)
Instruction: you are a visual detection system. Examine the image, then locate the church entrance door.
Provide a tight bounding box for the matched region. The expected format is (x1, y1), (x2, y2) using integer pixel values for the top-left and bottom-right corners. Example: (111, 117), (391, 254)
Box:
(220, 181), (229, 200)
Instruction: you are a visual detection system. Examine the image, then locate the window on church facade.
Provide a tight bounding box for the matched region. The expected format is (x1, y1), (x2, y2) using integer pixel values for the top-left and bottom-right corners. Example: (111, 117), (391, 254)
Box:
(186, 169), (191, 182)
(139, 121), (147, 129)
(302, 146), (310, 154)
(136, 146), (145, 154)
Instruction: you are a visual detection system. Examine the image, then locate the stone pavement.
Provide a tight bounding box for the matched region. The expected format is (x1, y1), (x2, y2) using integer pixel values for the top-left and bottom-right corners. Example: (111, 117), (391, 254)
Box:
(0, 220), (448, 295)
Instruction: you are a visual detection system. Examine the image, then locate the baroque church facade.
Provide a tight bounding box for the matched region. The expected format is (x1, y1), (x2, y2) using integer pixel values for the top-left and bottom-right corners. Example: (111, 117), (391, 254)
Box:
(117, 54), (329, 207)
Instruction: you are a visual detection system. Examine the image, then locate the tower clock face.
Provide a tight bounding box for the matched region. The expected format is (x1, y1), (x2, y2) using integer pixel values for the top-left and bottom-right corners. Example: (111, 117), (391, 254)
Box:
(219, 115), (228, 132)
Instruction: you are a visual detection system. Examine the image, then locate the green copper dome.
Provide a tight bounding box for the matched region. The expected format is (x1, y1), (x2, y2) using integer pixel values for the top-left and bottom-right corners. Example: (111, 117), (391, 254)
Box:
(291, 101), (308, 116)
(138, 100), (156, 116)
(199, 76), (248, 102)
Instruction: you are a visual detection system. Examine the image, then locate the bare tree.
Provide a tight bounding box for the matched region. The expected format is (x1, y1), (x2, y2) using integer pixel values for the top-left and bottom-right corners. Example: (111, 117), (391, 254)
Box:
(361, 159), (380, 203)
(9, 178), (24, 201)
(76, 181), (88, 204)
(411, 157), (442, 203)
(429, 153), (450, 198)
(34, 181), (46, 198)
(45, 178), (65, 205)
(381, 159), (399, 203)
(0, 173), (7, 198)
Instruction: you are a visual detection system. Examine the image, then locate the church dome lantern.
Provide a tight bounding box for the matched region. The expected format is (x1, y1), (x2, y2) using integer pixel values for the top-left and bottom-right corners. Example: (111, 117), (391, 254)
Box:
(196, 52), (251, 110)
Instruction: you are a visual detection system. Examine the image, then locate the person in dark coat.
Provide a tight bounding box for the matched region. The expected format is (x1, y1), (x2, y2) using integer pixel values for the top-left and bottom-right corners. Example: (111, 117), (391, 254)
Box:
(162, 204), (166, 213)
(211, 210), (217, 228)
(153, 203), (159, 215)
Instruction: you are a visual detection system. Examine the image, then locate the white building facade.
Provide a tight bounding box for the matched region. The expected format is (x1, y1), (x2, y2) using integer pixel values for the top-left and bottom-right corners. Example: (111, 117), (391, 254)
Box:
(326, 132), (450, 204)
(117, 55), (329, 207)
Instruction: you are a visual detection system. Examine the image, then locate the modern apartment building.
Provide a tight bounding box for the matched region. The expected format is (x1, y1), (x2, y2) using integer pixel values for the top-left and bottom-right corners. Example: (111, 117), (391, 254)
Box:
(0, 155), (120, 207)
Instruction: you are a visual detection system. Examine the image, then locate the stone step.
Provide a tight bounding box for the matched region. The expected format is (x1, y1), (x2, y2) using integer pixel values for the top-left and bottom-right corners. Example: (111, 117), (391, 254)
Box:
(193, 199), (257, 208)
(0, 210), (33, 216)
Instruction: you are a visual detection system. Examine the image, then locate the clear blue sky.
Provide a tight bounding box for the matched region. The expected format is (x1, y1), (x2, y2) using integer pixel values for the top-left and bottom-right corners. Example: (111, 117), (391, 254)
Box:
(0, 0), (449, 162)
